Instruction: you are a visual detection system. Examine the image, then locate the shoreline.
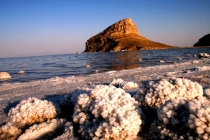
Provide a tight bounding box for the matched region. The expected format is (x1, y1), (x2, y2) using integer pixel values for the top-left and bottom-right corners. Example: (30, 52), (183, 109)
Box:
(0, 58), (210, 125)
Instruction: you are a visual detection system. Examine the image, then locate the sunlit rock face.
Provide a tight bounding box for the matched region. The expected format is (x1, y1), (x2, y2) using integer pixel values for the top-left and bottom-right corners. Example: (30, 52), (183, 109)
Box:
(194, 34), (210, 47)
(85, 18), (175, 52)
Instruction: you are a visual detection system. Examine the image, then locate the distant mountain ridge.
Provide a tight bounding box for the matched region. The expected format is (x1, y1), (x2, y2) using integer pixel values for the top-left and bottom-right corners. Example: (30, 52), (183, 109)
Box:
(84, 18), (176, 52)
(194, 34), (210, 47)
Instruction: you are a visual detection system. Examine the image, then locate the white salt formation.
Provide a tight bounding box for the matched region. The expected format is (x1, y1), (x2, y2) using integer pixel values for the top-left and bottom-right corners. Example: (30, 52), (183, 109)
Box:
(109, 78), (124, 88)
(0, 123), (21, 140)
(67, 85), (143, 140)
(187, 100), (210, 139)
(18, 119), (65, 140)
(8, 97), (60, 128)
(0, 72), (12, 80)
(157, 99), (210, 139)
(109, 78), (138, 90)
(122, 81), (139, 90)
(134, 78), (204, 109)
(62, 87), (91, 106)
(1, 77), (209, 139)
(199, 53), (210, 58)
(157, 99), (193, 139)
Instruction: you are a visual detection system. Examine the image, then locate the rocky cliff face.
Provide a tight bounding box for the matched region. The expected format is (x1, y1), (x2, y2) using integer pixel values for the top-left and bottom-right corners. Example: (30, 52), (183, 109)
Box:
(84, 18), (175, 52)
(194, 34), (210, 47)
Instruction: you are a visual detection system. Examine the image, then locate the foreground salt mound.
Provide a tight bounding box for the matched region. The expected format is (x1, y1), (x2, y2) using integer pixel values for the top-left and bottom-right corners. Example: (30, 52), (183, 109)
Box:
(156, 99), (210, 139)
(8, 97), (60, 128)
(109, 78), (138, 90)
(0, 123), (21, 140)
(1, 77), (209, 139)
(63, 85), (144, 140)
(18, 119), (65, 140)
(134, 78), (204, 109)
(0, 72), (11, 80)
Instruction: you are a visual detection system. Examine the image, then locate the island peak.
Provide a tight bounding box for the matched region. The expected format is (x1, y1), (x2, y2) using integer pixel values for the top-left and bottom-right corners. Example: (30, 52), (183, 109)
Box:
(84, 18), (175, 52)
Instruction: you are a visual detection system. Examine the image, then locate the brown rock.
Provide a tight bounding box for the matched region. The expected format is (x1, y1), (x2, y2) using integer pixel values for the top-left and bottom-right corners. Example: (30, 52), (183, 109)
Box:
(85, 18), (175, 52)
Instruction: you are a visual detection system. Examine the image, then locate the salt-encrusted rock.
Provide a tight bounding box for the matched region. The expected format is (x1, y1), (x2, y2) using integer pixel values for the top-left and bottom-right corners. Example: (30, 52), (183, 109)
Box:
(85, 18), (175, 52)
(177, 57), (182, 60)
(109, 78), (124, 88)
(192, 60), (199, 64)
(134, 78), (204, 109)
(8, 97), (60, 128)
(64, 85), (144, 140)
(194, 34), (210, 47)
(18, 119), (65, 140)
(122, 81), (139, 90)
(199, 53), (210, 58)
(0, 72), (12, 80)
(156, 99), (210, 139)
(86, 64), (90, 68)
(18, 71), (24, 74)
(0, 123), (21, 140)
(159, 60), (165, 63)
(109, 78), (138, 90)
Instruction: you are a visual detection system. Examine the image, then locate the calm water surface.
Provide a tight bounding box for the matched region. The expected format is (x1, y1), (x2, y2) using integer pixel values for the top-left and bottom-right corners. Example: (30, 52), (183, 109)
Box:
(0, 48), (210, 83)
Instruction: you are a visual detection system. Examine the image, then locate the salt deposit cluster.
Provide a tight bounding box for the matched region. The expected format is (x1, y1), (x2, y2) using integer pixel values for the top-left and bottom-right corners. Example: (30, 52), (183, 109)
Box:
(0, 123), (21, 140)
(66, 85), (144, 139)
(18, 119), (65, 140)
(8, 97), (60, 128)
(134, 78), (204, 109)
(156, 99), (210, 139)
(0, 78), (210, 139)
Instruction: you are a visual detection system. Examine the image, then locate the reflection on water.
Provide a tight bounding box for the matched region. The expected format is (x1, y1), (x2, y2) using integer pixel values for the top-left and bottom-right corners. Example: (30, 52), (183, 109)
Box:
(0, 47), (210, 83)
(102, 51), (141, 70)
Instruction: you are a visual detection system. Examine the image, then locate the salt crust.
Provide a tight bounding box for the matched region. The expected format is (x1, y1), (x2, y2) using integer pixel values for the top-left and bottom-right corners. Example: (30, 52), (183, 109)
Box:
(195, 65), (210, 71)
(18, 119), (65, 140)
(134, 78), (204, 109)
(8, 97), (60, 128)
(0, 122), (21, 140)
(66, 85), (144, 140)
(1, 78), (209, 139)
(157, 99), (210, 139)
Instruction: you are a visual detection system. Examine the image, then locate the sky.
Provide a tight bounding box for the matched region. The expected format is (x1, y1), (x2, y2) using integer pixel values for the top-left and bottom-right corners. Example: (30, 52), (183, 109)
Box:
(0, 0), (210, 58)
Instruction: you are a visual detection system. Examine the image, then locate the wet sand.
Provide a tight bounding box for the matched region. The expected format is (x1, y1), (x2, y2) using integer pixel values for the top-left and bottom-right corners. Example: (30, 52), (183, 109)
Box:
(0, 58), (210, 125)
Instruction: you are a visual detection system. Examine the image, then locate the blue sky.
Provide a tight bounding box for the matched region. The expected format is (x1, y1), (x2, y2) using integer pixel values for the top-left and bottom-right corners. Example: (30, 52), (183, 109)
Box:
(0, 0), (210, 58)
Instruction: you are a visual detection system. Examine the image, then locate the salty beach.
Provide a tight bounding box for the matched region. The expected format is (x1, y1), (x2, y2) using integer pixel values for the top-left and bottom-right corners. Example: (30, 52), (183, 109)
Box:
(1, 58), (210, 126)
(1, 0), (210, 139)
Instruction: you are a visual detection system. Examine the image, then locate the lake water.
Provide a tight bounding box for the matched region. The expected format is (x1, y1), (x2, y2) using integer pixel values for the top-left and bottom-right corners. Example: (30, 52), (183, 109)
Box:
(0, 47), (209, 83)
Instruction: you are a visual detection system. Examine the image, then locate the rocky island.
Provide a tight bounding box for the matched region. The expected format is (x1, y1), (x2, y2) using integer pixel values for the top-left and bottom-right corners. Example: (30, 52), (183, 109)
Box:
(85, 18), (176, 52)
(194, 34), (210, 47)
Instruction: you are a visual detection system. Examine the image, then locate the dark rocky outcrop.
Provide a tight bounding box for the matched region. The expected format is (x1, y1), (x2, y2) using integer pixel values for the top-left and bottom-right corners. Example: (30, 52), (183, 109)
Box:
(194, 34), (210, 47)
(84, 18), (175, 52)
